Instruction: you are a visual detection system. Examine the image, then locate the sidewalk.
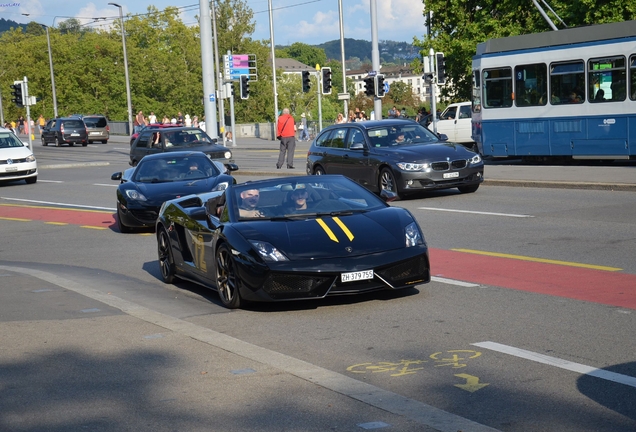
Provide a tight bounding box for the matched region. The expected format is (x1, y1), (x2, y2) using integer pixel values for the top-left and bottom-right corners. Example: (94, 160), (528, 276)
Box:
(227, 136), (636, 191)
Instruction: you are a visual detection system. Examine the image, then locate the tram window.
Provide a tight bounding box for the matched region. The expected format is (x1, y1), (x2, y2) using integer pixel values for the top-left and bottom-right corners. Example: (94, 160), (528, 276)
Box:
(588, 56), (626, 103)
(472, 70), (482, 112)
(629, 55), (636, 100)
(483, 68), (513, 108)
(550, 61), (584, 105)
(514, 63), (547, 106)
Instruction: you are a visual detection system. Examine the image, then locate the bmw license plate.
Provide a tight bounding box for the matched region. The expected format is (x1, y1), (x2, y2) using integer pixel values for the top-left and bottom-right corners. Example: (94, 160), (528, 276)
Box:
(443, 171), (459, 179)
(341, 270), (374, 283)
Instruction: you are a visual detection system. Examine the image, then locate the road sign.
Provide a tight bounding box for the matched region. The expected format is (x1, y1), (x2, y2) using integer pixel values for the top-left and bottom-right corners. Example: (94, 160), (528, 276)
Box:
(223, 54), (257, 81)
(337, 93), (350, 101)
(384, 81), (390, 94)
(209, 94), (216, 102)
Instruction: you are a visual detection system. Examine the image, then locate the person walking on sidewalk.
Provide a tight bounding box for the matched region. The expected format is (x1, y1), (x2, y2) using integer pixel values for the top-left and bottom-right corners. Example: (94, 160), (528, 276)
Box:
(276, 108), (296, 169)
(299, 113), (310, 141)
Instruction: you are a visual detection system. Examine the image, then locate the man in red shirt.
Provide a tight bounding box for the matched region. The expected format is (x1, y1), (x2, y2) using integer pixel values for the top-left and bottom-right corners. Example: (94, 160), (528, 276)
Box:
(276, 108), (296, 169)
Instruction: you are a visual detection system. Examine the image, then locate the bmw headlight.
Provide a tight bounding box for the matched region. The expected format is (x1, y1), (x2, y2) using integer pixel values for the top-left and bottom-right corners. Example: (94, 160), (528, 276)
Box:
(250, 240), (289, 261)
(405, 222), (423, 247)
(212, 181), (229, 191)
(125, 189), (148, 201)
(26, 154), (36, 162)
(396, 162), (430, 172)
(224, 151), (232, 159)
(469, 154), (482, 165)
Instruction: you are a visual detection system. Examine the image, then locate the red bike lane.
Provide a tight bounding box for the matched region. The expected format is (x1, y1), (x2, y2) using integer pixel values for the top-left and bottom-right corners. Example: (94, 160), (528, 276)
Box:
(2, 203), (635, 310)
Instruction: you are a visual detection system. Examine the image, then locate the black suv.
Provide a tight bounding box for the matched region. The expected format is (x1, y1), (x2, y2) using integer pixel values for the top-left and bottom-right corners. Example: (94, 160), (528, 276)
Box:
(41, 117), (88, 147)
(129, 126), (232, 166)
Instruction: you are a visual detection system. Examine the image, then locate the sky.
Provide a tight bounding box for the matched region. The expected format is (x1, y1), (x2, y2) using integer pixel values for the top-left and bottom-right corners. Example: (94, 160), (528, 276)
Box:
(2, 0), (427, 45)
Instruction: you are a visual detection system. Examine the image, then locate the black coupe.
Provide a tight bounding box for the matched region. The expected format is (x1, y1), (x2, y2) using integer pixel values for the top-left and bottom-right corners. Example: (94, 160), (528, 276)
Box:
(111, 151), (238, 233)
(156, 175), (431, 309)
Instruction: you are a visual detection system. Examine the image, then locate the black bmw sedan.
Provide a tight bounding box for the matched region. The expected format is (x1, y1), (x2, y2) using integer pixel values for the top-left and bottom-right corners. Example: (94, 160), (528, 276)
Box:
(306, 119), (484, 199)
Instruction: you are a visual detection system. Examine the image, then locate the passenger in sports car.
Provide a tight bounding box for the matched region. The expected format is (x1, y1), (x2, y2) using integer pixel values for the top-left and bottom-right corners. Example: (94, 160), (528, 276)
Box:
(283, 188), (311, 213)
(239, 189), (263, 218)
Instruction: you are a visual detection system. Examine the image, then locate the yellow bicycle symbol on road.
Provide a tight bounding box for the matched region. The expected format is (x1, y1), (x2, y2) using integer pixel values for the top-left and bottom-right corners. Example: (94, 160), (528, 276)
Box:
(347, 350), (482, 377)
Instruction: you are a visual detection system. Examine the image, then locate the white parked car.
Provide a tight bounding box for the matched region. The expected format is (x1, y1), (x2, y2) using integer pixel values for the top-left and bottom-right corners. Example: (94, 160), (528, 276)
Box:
(428, 101), (475, 149)
(0, 127), (37, 184)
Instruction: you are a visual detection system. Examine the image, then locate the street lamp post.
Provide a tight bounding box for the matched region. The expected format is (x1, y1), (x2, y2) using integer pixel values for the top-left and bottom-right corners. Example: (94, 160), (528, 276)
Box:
(109, 3), (133, 136)
(42, 25), (58, 118)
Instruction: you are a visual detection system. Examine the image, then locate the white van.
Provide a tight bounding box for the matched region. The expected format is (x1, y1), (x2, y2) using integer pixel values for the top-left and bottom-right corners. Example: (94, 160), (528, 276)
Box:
(428, 101), (474, 147)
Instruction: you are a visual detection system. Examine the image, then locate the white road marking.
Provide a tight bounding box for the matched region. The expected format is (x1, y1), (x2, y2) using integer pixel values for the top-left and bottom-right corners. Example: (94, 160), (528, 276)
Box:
(432, 276), (480, 287)
(473, 341), (636, 389)
(3, 265), (500, 432)
(0, 197), (115, 211)
(93, 183), (118, 187)
(36, 179), (63, 183)
(418, 207), (534, 218)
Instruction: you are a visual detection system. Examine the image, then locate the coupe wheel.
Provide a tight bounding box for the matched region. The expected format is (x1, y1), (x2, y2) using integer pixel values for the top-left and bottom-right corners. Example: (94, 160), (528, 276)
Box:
(157, 227), (176, 284)
(313, 166), (325, 175)
(215, 244), (241, 309)
(117, 207), (134, 233)
(458, 184), (480, 194)
(379, 167), (400, 198)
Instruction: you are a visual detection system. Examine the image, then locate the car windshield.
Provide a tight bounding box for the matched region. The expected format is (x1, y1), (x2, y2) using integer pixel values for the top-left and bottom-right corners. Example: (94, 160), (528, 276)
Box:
(163, 129), (213, 148)
(231, 175), (386, 221)
(0, 132), (25, 148)
(367, 124), (439, 147)
(133, 156), (219, 183)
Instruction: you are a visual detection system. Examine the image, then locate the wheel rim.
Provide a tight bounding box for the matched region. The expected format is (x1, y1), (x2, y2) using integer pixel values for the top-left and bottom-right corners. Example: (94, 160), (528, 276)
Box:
(216, 247), (237, 305)
(158, 230), (173, 280)
(315, 167), (324, 175)
(380, 170), (396, 192)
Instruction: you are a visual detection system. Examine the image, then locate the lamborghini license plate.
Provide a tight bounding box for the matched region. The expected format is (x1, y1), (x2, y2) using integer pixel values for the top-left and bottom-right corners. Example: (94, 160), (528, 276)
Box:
(341, 270), (374, 283)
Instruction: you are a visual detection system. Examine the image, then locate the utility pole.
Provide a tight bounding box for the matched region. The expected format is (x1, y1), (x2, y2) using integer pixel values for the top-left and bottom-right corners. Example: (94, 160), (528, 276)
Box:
(370, 0), (382, 120)
(199, 0), (218, 139)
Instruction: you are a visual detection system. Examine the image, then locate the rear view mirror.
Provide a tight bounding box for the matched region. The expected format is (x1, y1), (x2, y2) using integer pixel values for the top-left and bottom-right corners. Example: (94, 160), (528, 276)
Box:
(437, 133), (449, 142)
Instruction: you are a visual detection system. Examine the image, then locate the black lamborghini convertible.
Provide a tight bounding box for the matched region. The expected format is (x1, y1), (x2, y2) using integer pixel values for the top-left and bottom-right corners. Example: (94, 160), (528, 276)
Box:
(156, 175), (431, 309)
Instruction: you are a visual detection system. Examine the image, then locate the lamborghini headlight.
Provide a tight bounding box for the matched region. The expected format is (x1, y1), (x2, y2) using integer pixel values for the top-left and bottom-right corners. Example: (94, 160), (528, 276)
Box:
(405, 222), (423, 247)
(250, 240), (289, 261)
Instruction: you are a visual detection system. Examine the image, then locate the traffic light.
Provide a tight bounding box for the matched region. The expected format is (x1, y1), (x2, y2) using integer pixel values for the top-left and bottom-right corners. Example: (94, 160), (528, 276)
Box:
(239, 74), (250, 99)
(436, 52), (446, 84)
(424, 73), (435, 84)
(302, 70), (311, 93)
(375, 74), (386, 98)
(10, 80), (24, 107)
(321, 67), (332, 95)
(364, 76), (375, 96)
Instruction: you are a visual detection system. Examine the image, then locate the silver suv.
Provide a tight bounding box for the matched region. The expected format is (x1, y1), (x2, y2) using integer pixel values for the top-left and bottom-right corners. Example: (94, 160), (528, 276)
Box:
(83, 115), (109, 144)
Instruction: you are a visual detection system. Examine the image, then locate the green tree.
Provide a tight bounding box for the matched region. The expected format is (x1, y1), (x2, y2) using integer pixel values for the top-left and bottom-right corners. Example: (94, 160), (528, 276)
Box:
(277, 42), (327, 70)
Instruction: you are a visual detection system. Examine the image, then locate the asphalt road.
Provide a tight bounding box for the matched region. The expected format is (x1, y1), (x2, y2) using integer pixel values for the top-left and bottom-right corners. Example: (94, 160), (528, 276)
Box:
(1, 134), (635, 431)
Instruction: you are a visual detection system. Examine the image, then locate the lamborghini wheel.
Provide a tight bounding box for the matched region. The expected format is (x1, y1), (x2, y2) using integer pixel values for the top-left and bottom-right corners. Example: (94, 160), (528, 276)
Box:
(215, 244), (241, 309)
(157, 227), (176, 284)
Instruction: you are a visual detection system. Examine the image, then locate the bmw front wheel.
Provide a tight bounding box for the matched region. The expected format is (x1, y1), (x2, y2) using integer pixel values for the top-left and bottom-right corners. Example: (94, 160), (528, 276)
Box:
(215, 244), (242, 309)
(379, 167), (400, 198)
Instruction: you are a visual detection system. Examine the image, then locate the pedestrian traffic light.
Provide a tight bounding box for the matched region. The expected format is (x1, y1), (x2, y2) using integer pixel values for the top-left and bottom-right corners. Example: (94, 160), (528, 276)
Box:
(321, 67), (332, 95)
(302, 70), (311, 93)
(424, 73), (435, 84)
(375, 74), (386, 98)
(364, 76), (375, 96)
(10, 80), (24, 107)
(240, 74), (250, 100)
(436, 52), (446, 84)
